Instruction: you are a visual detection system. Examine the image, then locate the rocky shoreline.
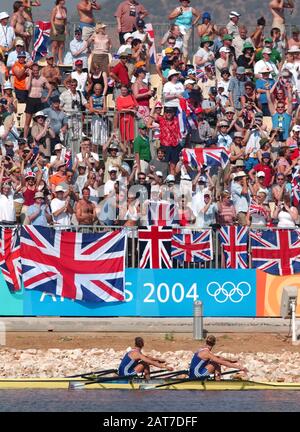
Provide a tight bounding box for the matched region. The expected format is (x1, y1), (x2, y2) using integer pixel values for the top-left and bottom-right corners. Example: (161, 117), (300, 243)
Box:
(1, 348), (300, 382)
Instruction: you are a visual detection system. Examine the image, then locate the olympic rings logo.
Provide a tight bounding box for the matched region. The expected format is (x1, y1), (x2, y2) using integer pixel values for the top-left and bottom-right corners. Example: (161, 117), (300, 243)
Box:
(206, 281), (251, 303)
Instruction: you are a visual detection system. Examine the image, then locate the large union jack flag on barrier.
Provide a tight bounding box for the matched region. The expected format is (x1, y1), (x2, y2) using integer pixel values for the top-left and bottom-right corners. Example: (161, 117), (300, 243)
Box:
(182, 148), (229, 170)
(20, 226), (127, 302)
(146, 200), (175, 226)
(138, 226), (172, 269)
(171, 229), (213, 263)
(218, 226), (249, 269)
(32, 21), (51, 61)
(250, 229), (300, 276)
(0, 227), (21, 292)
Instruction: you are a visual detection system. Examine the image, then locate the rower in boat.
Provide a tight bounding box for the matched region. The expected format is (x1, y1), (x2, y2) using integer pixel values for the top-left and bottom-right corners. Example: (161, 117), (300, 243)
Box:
(189, 335), (248, 381)
(118, 337), (173, 380)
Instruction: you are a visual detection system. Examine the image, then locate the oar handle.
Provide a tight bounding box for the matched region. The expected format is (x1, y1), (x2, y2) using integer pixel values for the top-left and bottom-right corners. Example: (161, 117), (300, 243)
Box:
(66, 369), (117, 379)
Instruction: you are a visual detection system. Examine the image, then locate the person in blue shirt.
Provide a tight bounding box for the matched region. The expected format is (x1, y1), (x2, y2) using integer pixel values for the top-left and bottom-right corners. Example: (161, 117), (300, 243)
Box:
(266, 84), (293, 142)
(189, 335), (247, 380)
(26, 192), (52, 226)
(256, 69), (275, 116)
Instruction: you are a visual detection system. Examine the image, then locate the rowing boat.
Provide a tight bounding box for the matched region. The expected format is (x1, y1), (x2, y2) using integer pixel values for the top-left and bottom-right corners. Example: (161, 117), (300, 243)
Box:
(0, 378), (299, 390)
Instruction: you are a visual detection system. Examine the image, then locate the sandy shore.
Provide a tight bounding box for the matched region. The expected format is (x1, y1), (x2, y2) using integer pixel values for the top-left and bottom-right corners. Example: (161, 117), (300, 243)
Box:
(0, 332), (299, 382)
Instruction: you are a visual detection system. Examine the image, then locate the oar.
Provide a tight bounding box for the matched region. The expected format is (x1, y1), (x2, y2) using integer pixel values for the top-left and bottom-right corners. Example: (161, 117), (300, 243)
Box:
(69, 374), (138, 390)
(66, 368), (117, 379)
(142, 369), (243, 390)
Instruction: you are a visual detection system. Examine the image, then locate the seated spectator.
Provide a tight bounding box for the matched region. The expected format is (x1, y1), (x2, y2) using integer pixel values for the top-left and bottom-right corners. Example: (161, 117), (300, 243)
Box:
(43, 96), (68, 147)
(71, 59), (88, 93)
(86, 63), (108, 98)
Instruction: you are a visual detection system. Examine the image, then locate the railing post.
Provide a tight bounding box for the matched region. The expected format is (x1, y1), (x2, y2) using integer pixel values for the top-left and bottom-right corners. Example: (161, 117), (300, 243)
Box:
(193, 300), (203, 340)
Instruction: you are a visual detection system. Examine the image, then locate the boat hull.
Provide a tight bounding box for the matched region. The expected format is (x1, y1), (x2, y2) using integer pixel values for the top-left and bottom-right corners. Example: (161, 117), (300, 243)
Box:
(0, 378), (300, 391)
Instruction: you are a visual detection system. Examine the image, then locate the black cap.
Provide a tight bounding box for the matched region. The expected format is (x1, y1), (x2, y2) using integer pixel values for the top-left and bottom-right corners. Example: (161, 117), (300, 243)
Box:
(75, 27), (82, 34)
(51, 96), (60, 103)
(136, 18), (145, 28)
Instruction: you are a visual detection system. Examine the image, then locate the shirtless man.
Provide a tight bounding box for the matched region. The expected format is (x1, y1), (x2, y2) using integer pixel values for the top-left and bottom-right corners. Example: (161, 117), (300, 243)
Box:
(77, 0), (101, 41)
(11, 1), (32, 51)
(189, 335), (248, 380)
(41, 55), (61, 93)
(118, 337), (173, 380)
(75, 187), (96, 225)
(269, 0), (294, 34)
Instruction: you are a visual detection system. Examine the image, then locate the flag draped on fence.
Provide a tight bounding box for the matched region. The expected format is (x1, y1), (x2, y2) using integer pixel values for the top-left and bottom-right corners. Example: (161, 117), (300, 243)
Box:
(182, 147), (229, 170)
(218, 226), (249, 269)
(20, 226), (127, 302)
(0, 227), (21, 292)
(171, 229), (213, 262)
(146, 200), (175, 226)
(32, 21), (51, 61)
(138, 226), (172, 269)
(250, 229), (300, 276)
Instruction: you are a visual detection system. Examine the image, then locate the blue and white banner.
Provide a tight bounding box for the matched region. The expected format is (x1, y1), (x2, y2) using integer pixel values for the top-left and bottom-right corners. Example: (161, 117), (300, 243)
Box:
(0, 269), (256, 317)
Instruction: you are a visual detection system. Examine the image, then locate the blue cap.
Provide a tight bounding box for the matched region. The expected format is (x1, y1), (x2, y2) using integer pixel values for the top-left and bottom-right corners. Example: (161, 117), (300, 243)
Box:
(202, 12), (211, 20)
(17, 51), (26, 58)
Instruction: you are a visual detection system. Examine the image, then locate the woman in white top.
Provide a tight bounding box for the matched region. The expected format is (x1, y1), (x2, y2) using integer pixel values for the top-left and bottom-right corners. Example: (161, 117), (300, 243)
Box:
(163, 70), (184, 108)
(272, 193), (298, 228)
(194, 36), (214, 68)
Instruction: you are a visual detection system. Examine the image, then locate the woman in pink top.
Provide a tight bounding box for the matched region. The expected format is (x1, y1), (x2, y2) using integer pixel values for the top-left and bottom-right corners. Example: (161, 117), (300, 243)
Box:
(89, 22), (112, 73)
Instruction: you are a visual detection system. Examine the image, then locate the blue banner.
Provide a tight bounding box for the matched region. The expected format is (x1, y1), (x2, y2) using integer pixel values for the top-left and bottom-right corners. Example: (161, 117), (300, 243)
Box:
(0, 269), (256, 317)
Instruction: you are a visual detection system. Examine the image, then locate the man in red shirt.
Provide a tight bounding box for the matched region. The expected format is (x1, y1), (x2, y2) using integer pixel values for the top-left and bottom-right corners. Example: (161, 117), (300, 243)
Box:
(156, 107), (182, 175)
(110, 51), (130, 94)
(115, 0), (148, 44)
(249, 152), (275, 187)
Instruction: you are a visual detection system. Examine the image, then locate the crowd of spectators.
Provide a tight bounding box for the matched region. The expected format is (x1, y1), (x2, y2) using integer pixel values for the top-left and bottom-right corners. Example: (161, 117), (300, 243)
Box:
(0, 0), (300, 230)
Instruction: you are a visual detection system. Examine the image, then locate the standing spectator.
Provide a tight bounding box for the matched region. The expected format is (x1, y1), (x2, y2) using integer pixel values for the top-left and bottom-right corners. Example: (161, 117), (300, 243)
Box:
(10, 1), (31, 51)
(255, 69), (275, 116)
(41, 54), (61, 101)
(11, 51), (29, 103)
(228, 66), (247, 110)
(133, 122), (151, 174)
(0, 181), (16, 224)
(132, 67), (154, 123)
(69, 27), (89, 69)
(89, 22), (112, 74)
(249, 152), (275, 188)
(197, 12), (217, 39)
(288, 26), (300, 49)
(266, 86), (293, 142)
(272, 192), (298, 228)
(50, 0), (68, 65)
(23, 63), (52, 140)
(226, 11), (241, 37)
(231, 170), (250, 226)
(77, 0), (101, 41)
(269, 0), (294, 34)
(110, 52), (130, 98)
(115, 0), (148, 45)
(86, 63), (108, 98)
(217, 190), (236, 225)
(155, 107), (181, 175)
(232, 25), (253, 59)
(75, 187), (97, 224)
(168, 0), (201, 61)
(88, 82), (108, 151)
(115, 85), (138, 154)
(6, 37), (31, 68)
(0, 12), (15, 57)
(31, 111), (56, 156)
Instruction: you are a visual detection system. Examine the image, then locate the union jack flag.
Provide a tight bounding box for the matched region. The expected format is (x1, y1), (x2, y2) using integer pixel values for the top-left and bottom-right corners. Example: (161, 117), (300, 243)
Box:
(172, 229), (213, 262)
(20, 226), (127, 302)
(146, 200), (175, 226)
(249, 199), (269, 218)
(292, 172), (300, 207)
(138, 226), (172, 269)
(145, 23), (156, 65)
(218, 226), (249, 269)
(182, 148), (229, 170)
(250, 229), (300, 276)
(32, 21), (51, 61)
(0, 227), (22, 292)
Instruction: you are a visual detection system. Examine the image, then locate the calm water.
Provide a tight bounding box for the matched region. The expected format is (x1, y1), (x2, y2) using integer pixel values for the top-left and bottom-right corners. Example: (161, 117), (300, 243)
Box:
(0, 390), (300, 412)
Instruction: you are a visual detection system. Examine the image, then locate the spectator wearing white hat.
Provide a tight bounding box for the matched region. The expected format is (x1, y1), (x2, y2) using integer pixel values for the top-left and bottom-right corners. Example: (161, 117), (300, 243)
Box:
(226, 11), (240, 38)
(31, 111), (55, 157)
(231, 170), (250, 226)
(104, 165), (118, 197)
(0, 12), (15, 55)
(1, 82), (17, 113)
(26, 192), (52, 226)
(6, 38), (31, 68)
(254, 48), (279, 79)
(215, 46), (233, 81)
(163, 70), (184, 108)
(194, 188), (217, 228)
(51, 185), (72, 227)
(117, 32), (134, 55)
